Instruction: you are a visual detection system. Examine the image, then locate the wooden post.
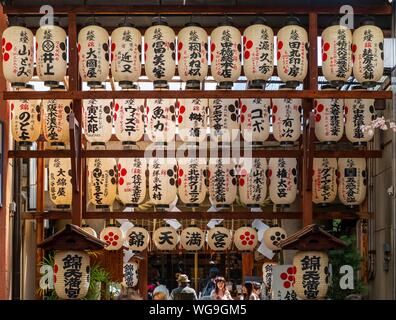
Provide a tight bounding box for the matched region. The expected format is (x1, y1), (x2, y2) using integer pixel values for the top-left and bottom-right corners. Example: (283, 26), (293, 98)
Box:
(241, 253), (254, 284)
(138, 250), (148, 300)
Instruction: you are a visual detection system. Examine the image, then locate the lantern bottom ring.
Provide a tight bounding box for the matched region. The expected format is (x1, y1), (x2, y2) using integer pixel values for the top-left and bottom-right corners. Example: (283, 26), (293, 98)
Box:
(11, 82), (27, 88)
(56, 204), (71, 209)
(353, 141), (368, 147)
(153, 80), (169, 89)
(214, 204), (231, 209)
(279, 141), (295, 147)
(249, 79), (266, 89)
(50, 142), (66, 147)
(250, 141), (264, 147)
(91, 142), (106, 146)
(155, 204), (170, 209)
(95, 205), (110, 209)
(285, 80), (300, 89)
(217, 81), (233, 90)
(246, 204), (261, 208)
(186, 80), (201, 90)
(345, 204), (360, 210)
(18, 141), (33, 148)
(186, 203), (200, 208)
(362, 81), (378, 88)
(125, 203), (139, 208)
(329, 80), (344, 88)
(119, 81), (135, 89)
(315, 203), (330, 208)
(87, 81), (103, 88)
(44, 80), (60, 88)
(275, 204), (290, 209)
(320, 141), (336, 146)
(122, 141), (137, 146)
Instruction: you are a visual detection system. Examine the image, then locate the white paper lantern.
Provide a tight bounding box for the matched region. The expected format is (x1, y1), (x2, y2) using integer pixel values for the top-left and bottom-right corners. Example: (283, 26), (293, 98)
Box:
(125, 226), (150, 252)
(146, 96), (176, 144)
(263, 227), (287, 251)
(178, 98), (208, 143)
(48, 158), (72, 209)
(181, 226), (205, 251)
(262, 262), (277, 290)
(153, 226), (179, 251)
(100, 225), (124, 251)
(238, 158), (267, 207)
(207, 226), (232, 251)
(121, 262), (139, 288)
(312, 158), (337, 206)
(233, 226), (258, 252)
(209, 98), (240, 144)
(81, 226), (97, 238)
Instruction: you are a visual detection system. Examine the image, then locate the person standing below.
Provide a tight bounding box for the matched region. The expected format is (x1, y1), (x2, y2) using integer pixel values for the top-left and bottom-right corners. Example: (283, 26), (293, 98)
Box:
(250, 282), (261, 300)
(169, 274), (198, 300)
(210, 277), (233, 300)
(240, 282), (253, 300)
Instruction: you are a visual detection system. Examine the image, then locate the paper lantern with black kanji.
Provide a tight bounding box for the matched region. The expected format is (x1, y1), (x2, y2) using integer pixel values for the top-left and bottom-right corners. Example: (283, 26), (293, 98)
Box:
(344, 86), (375, 146)
(207, 226), (233, 251)
(146, 97), (176, 144)
(125, 226), (150, 252)
(2, 25), (34, 87)
(263, 227), (287, 251)
(36, 24), (68, 87)
(177, 23), (208, 89)
(87, 158), (117, 209)
(111, 24), (142, 88)
(272, 87), (302, 146)
(294, 251), (330, 300)
(117, 157), (146, 207)
(209, 98), (240, 144)
(48, 158), (72, 209)
(208, 158), (237, 208)
(262, 262), (277, 290)
(243, 18), (274, 87)
(153, 226), (179, 251)
(121, 262), (139, 288)
(352, 18), (384, 87)
(277, 17), (308, 88)
(100, 225), (124, 251)
(337, 158), (367, 208)
(81, 226), (97, 238)
(268, 158), (298, 207)
(10, 84), (41, 145)
(181, 226), (205, 251)
(314, 85), (344, 144)
(178, 98), (207, 143)
(312, 158), (337, 206)
(144, 18), (176, 88)
(210, 21), (241, 89)
(240, 98), (270, 145)
(42, 86), (72, 148)
(238, 158), (267, 207)
(53, 250), (90, 299)
(321, 23), (352, 86)
(233, 226), (258, 251)
(148, 158), (177, 207)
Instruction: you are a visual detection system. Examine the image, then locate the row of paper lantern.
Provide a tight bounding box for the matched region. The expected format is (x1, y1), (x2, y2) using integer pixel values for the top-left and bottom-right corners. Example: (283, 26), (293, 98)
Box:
(2, 17), (383, 89)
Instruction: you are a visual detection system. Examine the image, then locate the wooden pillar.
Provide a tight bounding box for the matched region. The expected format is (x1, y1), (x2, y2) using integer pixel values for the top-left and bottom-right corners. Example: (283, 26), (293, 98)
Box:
(138, 250), (148, 300)
(241, 253), (254, 284)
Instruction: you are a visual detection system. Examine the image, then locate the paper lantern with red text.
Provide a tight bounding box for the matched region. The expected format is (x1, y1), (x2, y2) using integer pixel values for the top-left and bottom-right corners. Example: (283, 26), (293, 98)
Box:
(238, 158), (267, 207)
(48, 158), (72, 209)
(240, 97), (270, 145)
(146, 96), (176, 144)
(209, 98), (240, 144)
(178, 98), (208, 143)
(312, 158), (337, 206)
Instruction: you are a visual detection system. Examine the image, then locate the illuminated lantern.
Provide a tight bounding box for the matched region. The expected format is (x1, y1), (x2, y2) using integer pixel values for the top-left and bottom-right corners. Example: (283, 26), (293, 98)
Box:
(243, 18), (274, 87)
(314, 85), (344, 144)
(146, 96), (176, 144)
(2, 24), (34, 87)
(344, 86), (375, 146)
(42, 85), (73, 148)
(210, 20), (242, 89)
(144, 17), (176, 88)
(48, 158), (72, 209)
(111, 23), (142, 88)
(87, 158), (117, 209)
(263, 227), (287, 251)
(240, 97), (270, 146)
(262, 262), (277, 292)
(100, 225), (124, 250)
(10, 84), (41, 146)
(121, 262), (139, 288)
(268, 158), (298, 207)
(177, 23), (208, 89)
(209, 98), (240, 144)
(207, 226), (232, 251)
(117, 157), (146, 207)
(233, 226), (258, 252)
(178, 98), (207, 143)
(352, 17), (384, 88)
(321, 22), (352, 86)
(125, 226), (150, 252)
(153, 226), (179, 251)
(208, 158), (237, 208)
(78, 24), (109, 87)
(238, 158), (267, 207)
(277, 17), (308, 88)
(81, 225), (97, 238)
(272, 87), (302, 146)
(312, 158), (337, 206)
(36, 23), (68, 87)
(337, 158), (367, 208)
(180, 225), (205, 251)
(148, 158), (177, 208)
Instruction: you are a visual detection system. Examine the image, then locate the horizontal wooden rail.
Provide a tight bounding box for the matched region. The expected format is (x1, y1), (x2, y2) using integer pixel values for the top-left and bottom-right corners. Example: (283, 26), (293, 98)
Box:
(314, 150), (383, 158)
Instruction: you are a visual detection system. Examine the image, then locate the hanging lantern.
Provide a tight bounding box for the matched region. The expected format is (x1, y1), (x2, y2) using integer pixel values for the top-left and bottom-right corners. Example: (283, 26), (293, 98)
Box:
(42, 85), (73, 149)
(277, 17), (308, 88)
(272, 86), (302, 146)
(352, 17), (384, 88)
(337, 158), (367, 208)
(125, 226), (150, 252)
(144, 17), (176, 88)
(262, 262), (277, 291)
(344, 86), (375, 146)
(180, 225), (205, 251)
(117, 157), (146, 207)
(243, 17), (274, 87)
(81, 225), (97, 238)
(314, 85), (344, 144)
(2, 24), (34, 87)
(146, 96), (176, 144)
(263, 227), (287, 251)
(207, 226), (232, 251)
(233, 226), (258, 252)
(210, 20), (242, 89)
(100, 225), (124, 251)
(9, 84), (41, 146)
(87, 158), (117, 209)
(36, 23), (68, 87)
(238, 158), (267, 208)
(48, 158), (72, 209)
(178, 98), (208, 143)
(268, 158), (298, 207)
(148, 158), (177, 208)
(312, 158), (337, 206)
(153, 226), (179, 251)
(209, 98), (240, 144)
(177, 22), (208, 89)
(321, 22), (352, 86)
(111, 23), (142, 88)
(78, 23), (109, 87)
(208, 158), (237, 208)
(121, 262), (139, 288)
(294, 251), (330, 300)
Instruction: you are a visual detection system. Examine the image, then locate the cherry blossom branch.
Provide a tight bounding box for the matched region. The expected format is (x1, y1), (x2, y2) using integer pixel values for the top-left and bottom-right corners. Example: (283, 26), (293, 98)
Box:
(361, 116), (396, 135)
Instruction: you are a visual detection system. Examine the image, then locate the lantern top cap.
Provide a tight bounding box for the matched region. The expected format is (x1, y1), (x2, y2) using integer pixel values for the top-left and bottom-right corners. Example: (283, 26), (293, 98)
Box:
(360, 16), (376, 26)
(8, 17), (27, 27)
(184, 22), (202, 28)
(284, 16), (302, 27)
(328, 16), (342, 27)
(152, 16), (168, 26)
(40, 17), (60, 27)
(117, 19), (135, 28)
(217, 16), (235, 27)
(252, 17), (268, 26)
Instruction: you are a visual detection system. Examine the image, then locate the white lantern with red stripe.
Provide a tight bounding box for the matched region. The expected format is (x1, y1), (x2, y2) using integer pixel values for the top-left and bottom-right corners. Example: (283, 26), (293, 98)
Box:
(181, 226), (205, 251)
(146, 96), (176, 144)
(207, 226), (233, 251)
(48, 158), (73, 209)
(100, 225), (124, 250)
(153, 226), (179, 251)
(209, 98), (240, 144)
(233, 226), (258, 252)
(178, 98), (208, 143)
(312, 158), (337, 206)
